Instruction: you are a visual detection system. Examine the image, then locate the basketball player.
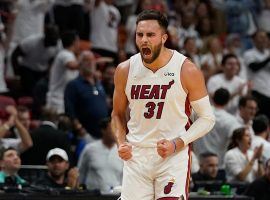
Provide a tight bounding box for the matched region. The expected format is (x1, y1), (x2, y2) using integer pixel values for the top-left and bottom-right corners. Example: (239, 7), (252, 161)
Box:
(111, 10), (215, 200)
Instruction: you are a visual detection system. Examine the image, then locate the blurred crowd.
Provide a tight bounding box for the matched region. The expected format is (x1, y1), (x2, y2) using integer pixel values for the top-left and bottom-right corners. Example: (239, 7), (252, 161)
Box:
(0, 0), (270, 199)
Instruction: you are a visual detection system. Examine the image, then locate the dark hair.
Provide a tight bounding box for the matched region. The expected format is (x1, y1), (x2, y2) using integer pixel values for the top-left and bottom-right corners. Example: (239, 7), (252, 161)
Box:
(0, 147), (17, 160)
(228, 127), (247, 150)
(252, 114), (269, 135)
(41, 107), (58, 123)
(238, 95), (257, 108)
(213, 88), (230, 106)
(61, 30), (78, 48)
(199, 151), (218, 162)
(99, 117), (111, 130)
(221, 53), (238, 66)
(136, 10), (168, 31)
(183, 36), (195, 46)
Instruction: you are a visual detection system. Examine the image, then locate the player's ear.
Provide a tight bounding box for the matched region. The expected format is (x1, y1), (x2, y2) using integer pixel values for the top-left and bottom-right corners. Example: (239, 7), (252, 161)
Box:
(162, 33), (168, 44)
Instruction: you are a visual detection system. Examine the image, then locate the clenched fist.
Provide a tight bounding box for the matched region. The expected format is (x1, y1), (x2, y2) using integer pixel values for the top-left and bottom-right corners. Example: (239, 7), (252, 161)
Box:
(157, 139), (175, 158)
(118, 142), (132, 161)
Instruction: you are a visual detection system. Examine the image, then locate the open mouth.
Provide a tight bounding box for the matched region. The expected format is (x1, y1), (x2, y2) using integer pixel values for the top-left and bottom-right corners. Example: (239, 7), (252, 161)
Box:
(142, 47), (151, 57)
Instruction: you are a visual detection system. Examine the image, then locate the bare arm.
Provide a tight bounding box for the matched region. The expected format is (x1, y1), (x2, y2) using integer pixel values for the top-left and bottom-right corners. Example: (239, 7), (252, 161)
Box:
(111, 60), (129, 146)
(237, 145), (264, 181)
(66, 61), (79, 70)
(15, 117), (33, 152)
(5, 106), (33, 152)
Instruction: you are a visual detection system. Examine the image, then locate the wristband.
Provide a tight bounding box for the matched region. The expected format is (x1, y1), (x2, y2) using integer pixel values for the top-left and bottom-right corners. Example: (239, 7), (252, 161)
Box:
(172, 140), (177, 153)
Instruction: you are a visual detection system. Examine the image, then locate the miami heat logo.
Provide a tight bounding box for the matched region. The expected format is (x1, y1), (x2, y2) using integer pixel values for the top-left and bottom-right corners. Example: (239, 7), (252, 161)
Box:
(164, 178), (175, 194)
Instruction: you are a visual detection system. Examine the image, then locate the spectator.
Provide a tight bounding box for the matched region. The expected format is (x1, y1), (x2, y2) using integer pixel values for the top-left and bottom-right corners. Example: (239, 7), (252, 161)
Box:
(200, 36), (223, 82)
(258, 0), (270, 34)
(194, 88), (241, 168)
(90, 0), (121, 64)
(252, 115), (270, 163)
(225, 0), (259, 50)
(20, 108), (71, 165)
(245, 158), (270, 200)
(181, 37), (201, 68)
(78, 118), (123, 193)
(243, 30), (270, 119)
(34, 148), (79, 189)
(0, 147), (28, 187)
(16, 106), (31, 131)
(224, 127), (264, 183)
(46, 30), (80, 114)
(11, 25), (60, 95)
(207, 54), (250, 114)
(64, 51), (109, 139)
(0, 14), (14, 95)
(46, 0), (86, 39)
(223, 33), (247, 80)
(177, 11), (202, 50)
(192, 152), (226, 192)
(236, 96), (258, 136)
(10, 0), (53, 47)
(0, 105), (33, 153)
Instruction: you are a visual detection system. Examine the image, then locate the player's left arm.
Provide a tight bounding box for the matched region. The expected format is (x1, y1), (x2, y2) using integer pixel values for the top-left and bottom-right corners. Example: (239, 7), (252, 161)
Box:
(174, 59), (215, 150)
(157, 59), (215, 158)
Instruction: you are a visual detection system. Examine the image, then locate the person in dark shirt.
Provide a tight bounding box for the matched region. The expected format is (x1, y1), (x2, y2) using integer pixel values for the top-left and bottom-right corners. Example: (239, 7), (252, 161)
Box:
(64, 51), (109, 139)
(245, 158), (270, 200)
(33, 148), (79, 189)
(192, 152), (226, 192)
(20, 108), (71, 165)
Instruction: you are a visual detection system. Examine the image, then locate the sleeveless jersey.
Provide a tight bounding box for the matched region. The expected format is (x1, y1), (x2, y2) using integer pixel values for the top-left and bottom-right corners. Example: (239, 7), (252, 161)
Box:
(125, 50), (191, 147)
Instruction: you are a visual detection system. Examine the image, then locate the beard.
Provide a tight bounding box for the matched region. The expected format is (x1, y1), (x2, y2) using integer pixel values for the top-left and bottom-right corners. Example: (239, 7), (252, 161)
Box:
(139, 42), (162, 64)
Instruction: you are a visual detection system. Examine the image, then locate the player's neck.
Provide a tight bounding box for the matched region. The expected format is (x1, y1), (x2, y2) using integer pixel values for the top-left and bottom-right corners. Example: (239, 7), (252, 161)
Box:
(143, 48), (173, 72)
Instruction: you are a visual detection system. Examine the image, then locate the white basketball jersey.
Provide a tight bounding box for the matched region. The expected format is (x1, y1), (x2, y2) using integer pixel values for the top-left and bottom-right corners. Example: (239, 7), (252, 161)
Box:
(125, 50), (191, 147)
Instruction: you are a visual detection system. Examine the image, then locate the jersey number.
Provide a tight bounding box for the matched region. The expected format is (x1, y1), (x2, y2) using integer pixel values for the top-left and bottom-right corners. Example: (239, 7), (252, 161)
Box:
(144, 102), (164, 119)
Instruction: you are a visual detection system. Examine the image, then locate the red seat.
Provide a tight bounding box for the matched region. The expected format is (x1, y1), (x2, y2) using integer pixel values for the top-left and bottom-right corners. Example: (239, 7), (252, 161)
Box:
(17, 96), (33, 109)
(0, 95), (16, 109)
(0, 95), (16, 120)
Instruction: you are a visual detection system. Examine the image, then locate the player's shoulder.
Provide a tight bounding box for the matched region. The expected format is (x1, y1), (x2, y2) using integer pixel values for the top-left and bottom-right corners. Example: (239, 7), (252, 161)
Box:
(115, 59), (130, 76)
(181, 58), (201, 76)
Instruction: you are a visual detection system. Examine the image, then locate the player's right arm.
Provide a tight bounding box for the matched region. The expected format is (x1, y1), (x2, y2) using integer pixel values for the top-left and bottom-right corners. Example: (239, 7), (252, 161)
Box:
(111, 60), (132, 160)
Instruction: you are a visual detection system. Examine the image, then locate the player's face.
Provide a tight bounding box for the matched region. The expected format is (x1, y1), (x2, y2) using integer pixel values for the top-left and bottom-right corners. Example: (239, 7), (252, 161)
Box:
(136, 20), (167, 64)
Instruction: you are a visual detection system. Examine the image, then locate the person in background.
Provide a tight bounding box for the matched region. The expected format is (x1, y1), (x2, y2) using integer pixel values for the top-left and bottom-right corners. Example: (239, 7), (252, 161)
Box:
(207, 54), (250, 115)
(224, 127), (264, 183)
(11, 25), (60, 95)
(245, 158), (270, 200)
(34, 148), (79, 189)
(243, 30), (270, 119)
(90, 0), (121, 64)
(46, 30), (80, 114)
(20, 108), (71, 165)
(192, 152), (226, 192)
(251, 115), (270, 163)
(0, 105), (33, 153)
(194, 88), (241, 168)
(78, 117), (123, 193)
(64, 51), (108, 139)
(0, 147), (28, 187)
(236, 96), (258, 136)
